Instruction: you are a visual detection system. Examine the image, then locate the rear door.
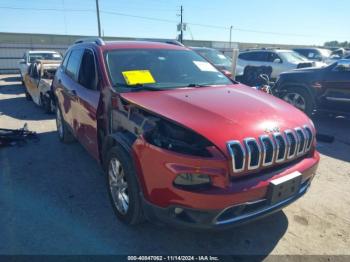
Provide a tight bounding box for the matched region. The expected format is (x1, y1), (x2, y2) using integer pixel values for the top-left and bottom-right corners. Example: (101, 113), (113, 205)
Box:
(74, 48), (101, 160)
(55, 48), (84, 132)
(320, 61), (350, 112)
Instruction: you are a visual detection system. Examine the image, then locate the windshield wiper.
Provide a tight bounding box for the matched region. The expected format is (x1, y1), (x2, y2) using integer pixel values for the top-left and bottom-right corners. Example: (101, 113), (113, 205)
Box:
(186, 83), (219, 88)
(115, 83), (163, 92)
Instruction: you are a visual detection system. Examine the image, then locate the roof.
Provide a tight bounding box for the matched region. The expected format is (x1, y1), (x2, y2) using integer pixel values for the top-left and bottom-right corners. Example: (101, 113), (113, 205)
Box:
(27, 50), (60, 54)
(97, 41), (188, 51)
(240, 49), (290, 53)
(190, 46), (215, 51)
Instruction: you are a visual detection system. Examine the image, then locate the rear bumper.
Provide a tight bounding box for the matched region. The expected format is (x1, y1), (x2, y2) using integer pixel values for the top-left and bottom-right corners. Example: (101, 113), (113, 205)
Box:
(143, 177), (312, 230)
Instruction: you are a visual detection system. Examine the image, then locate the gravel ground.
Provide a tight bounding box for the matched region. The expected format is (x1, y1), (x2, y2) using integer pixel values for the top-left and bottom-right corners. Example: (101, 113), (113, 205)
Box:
(0, 74), (349, 256)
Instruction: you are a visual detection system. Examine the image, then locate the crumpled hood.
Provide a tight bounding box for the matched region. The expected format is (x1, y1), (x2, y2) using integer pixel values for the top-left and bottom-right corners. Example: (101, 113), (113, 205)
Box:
(121, 84), (313, 157)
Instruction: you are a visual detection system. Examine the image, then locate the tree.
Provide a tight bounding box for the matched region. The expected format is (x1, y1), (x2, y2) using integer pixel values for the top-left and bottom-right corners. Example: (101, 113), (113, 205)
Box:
(324, 41), (350, 48)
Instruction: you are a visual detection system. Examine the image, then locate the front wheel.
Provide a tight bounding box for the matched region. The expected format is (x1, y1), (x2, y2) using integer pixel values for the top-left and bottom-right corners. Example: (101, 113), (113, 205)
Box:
(106, 146), (144, 225)
(282, 86), (314, 116)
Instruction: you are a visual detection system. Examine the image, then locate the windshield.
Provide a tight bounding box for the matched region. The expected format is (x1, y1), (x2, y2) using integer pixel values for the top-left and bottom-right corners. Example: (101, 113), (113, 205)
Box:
(319, 49), (332, 58)
(196, 49), (232, 67)
(29, 52), (62, 63)
(105, 49), (232, 89)
(278, 51), (308, 63)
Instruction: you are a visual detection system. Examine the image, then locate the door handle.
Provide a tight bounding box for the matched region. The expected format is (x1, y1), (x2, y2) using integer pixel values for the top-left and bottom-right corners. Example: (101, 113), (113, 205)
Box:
(58, 79), (62, 84)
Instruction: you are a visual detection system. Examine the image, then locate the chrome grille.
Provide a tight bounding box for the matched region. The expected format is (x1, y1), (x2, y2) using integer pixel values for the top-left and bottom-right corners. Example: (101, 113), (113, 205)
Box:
(227, 125), (314, 174)
(285, 130), (297, 159)
(295, 127), (306, 156)
(260, 135), (275, 166)
(244, 138), (261, 170)
(274, 133), (287, 163)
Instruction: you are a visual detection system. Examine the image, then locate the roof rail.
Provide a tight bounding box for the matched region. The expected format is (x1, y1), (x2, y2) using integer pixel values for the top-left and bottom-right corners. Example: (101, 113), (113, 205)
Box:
(242, 47), (280, 51)
(74, 37), (105, 46)
(136, 38), (185, 47)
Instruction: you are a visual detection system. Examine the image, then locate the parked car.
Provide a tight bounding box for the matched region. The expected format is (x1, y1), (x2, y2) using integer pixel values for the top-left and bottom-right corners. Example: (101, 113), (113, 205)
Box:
(24, 60), (60, 113)
(274, 59), (350, 116)
(191, 47), (244, 77)
(293, 47), (339, 65)
(19, 50), (62, 83)
(238, 49), (326, 79)
(52, 38), (319, 229)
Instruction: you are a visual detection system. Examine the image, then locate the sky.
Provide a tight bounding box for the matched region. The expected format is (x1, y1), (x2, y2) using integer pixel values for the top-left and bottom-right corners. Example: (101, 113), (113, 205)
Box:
(0, 0), (348, 46)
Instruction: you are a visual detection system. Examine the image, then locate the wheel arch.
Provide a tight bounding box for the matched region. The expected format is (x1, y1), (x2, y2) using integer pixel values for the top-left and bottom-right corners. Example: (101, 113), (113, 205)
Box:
(102, 131), (147, 197)
(277, 82), (315, 101)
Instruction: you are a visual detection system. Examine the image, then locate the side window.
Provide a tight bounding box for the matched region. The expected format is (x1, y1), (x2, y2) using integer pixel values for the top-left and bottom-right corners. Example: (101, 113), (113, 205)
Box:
(78, 49), (98, 90)
(239, 53), (251, 60)
(250, 52), (268, 62)
(66, 49), (84, 81)
(266, 52), (280, 62)
(62, 51), (71, 70)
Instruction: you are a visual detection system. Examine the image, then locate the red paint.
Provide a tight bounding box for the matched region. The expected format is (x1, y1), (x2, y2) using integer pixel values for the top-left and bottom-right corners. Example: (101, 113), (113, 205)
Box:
(53, 41), (320, 220)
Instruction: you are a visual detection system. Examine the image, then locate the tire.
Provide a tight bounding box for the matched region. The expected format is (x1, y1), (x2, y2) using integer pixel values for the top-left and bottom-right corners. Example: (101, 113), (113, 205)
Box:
(282, 86), (314, 117)
(25, 90), (32, 101)
(41, 93), (53, 114)
(55, 106), (75, 143)
(106, 146), (144, 225)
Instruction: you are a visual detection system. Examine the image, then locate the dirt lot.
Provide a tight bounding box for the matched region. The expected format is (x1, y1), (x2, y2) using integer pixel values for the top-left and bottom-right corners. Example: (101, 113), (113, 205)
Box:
(0, 74), (349, 256)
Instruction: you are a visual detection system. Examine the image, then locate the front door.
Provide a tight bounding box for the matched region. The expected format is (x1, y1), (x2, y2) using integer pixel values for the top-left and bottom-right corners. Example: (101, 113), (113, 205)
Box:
(320, 61), (350, 113)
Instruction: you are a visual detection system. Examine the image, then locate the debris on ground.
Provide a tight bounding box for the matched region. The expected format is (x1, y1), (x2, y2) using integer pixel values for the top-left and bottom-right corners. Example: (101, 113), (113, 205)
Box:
(0, 123), (38, 147)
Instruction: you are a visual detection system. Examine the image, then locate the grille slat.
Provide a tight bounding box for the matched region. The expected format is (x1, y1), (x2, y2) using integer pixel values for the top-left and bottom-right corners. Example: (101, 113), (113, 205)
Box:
(260, 135), (275, 166)
(227, 125), (314, 174)
(285, 130), (297, 159)
(244, 138), (261, 170)
(274, 133), (287, 163)
(295, 128), (306, 155)
(227, 141), (245, 172)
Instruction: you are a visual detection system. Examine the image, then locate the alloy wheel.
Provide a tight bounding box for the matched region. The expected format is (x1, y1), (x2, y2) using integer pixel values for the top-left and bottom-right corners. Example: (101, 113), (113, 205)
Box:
(108, 158), (129, 215)
(283, 92), (306, 111)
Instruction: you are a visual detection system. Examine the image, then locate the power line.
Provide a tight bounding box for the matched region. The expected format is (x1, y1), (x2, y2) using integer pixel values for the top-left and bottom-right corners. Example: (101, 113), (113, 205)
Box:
(0, 5), (345, 39)
(0, 5), (94, 12)
(101, 10), (177, 24)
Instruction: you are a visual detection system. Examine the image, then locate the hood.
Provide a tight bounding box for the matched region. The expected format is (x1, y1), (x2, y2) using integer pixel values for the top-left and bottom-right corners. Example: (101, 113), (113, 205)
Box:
(281, 66), (324, 76)
(121, 85), (313, 156)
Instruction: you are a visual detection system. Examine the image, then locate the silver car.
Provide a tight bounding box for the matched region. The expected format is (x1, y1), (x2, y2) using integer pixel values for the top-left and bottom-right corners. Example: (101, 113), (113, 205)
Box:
(237, 49), (327, 79)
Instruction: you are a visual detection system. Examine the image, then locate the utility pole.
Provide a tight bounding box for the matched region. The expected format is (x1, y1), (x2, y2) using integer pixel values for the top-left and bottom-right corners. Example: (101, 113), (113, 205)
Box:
(180, 5), (183, 43)
(229, 25), (233, 48)
(95, 0), (102, 37)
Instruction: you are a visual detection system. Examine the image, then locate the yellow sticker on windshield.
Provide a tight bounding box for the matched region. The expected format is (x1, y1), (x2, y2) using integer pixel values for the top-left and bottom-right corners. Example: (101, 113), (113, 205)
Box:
(122, 70), (156, 86)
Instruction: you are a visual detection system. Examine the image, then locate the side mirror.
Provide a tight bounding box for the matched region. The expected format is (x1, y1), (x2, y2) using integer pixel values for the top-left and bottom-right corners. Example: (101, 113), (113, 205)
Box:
(19, 59), (26, 64)
(273, 58), (281, 64)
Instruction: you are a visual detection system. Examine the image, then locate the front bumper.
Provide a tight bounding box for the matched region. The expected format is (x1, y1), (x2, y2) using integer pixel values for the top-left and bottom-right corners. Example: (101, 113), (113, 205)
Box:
(142, 177), (312, 230)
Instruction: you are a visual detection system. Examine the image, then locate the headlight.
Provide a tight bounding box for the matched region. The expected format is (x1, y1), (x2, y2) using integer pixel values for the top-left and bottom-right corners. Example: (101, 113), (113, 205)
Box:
(144, 119), (214, 157)
(174, 173), (211, 189)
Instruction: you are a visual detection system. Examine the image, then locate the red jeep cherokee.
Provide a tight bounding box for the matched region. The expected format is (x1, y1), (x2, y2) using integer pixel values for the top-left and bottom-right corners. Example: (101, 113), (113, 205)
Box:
(52, 38), (319, 229)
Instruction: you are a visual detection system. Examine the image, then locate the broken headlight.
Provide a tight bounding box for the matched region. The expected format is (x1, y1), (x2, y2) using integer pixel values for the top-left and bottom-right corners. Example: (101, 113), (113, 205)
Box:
(144, 119), (214, 157)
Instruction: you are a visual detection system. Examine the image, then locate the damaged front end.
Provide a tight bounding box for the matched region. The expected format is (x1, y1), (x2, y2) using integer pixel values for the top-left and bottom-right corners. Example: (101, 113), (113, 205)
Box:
(108, 95), (229, 196)
(110, 96), (219, 159)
